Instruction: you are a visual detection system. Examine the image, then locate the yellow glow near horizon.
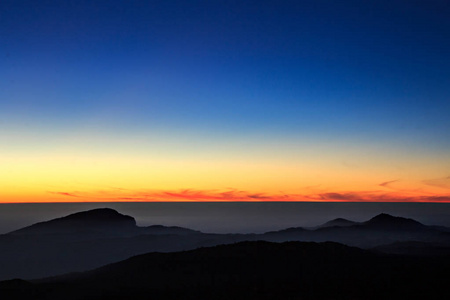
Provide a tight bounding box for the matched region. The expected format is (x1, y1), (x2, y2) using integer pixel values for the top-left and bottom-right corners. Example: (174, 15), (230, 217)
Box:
(1, 130), (449, 203)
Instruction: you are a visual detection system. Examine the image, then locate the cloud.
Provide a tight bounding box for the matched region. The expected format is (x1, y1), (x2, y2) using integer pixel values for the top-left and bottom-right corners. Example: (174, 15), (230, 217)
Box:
(379, 179), (399, 188)
(46, 187), (450, 203)
(422, 176), (450, 190)
(48, 191), (81, 198)
(157, 189), (277, 201)
(422, 195), (450, 202)
(247, 193), (271, 199)
(114, 189), (450, 203)
(314, 193), (362, 201)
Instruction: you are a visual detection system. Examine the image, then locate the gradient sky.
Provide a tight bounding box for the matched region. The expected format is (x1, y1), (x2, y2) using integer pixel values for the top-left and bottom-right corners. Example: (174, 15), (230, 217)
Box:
(1, 0), (449, 203)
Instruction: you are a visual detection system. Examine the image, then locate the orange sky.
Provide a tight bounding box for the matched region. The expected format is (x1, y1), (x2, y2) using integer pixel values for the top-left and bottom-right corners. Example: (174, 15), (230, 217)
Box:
(1, 132), (449, 203)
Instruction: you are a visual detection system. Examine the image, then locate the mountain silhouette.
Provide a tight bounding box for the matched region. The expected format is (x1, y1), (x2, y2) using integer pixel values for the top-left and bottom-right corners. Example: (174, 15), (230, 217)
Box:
(263, 213), (449, 248)
(9, 208), (200, 237)
(363, 213), (425, 229)
(0, 208), (208, 280)
(2, 241), (449, 300)
(0, 209), (449, 281)
(319, 217), (356, 228)
(373, 241), (450, 256)
(144, 224), (201, 235)
(10, 208), (136, 236)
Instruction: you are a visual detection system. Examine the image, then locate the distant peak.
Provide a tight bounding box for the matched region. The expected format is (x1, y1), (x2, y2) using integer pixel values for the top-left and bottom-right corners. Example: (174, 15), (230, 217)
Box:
(365, 213), (423, 228)
(63, 208), (129, 220)
(372, 213), (394, 219)
(52, 208), (136, 225)
(320, 218), (355, 228)
(331, 218), (352, 222)
(10, 208), (136, 235)
(369, 213), (404, 222)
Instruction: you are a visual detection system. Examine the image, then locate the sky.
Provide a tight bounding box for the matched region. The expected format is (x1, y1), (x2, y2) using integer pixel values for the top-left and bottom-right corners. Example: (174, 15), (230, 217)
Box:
(1, 0), (450, 203)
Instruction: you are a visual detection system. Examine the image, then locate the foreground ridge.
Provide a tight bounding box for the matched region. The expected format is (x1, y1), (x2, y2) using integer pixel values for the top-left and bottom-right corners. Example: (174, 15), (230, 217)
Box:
(2, 241), (449, 300)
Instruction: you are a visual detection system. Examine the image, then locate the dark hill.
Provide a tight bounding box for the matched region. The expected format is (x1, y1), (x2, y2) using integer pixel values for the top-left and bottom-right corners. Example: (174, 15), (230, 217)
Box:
(262, 213), (448, 248)
(0, 209), (209, 280)
(4, 241), (450, 300)
(363, 213), (425, 230)
(320, 217), (356, 228)
(372, 241), (450, 256)
(144, 225), (201, 235)
(10, 208), (136, 235)
(264, 226), (308, 235)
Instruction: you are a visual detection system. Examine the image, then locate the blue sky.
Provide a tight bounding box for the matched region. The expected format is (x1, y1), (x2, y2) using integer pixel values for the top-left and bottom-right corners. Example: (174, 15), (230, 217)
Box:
(2, 1), (449, 137)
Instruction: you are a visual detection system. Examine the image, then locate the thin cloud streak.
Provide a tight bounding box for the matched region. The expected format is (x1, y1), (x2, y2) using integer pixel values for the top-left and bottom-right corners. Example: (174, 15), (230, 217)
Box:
(48, 191), (81, 198)
(422, 176), (450, 190)
(379, 180), (399, 188)
(46, 188), (450, 203)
